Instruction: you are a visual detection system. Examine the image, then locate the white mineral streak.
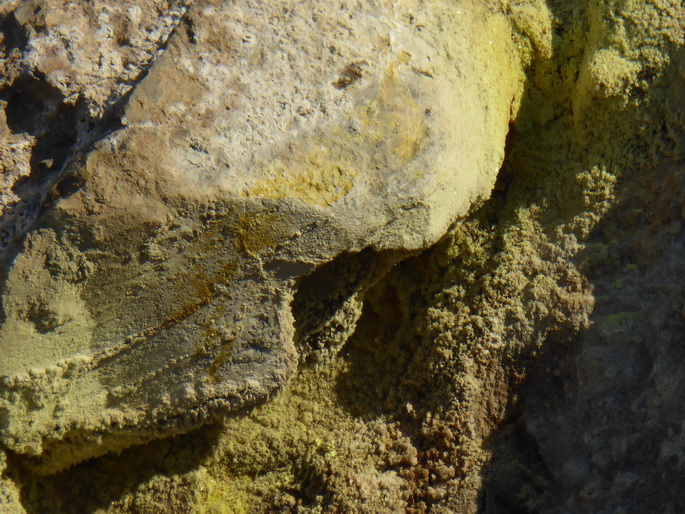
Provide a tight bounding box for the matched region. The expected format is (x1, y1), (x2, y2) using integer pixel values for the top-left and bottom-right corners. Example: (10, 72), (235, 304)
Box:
(0, 0), (522, 471)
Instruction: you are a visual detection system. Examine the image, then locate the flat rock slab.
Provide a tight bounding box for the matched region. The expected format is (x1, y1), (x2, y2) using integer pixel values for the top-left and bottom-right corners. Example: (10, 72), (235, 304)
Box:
(0, 0), (521, 471)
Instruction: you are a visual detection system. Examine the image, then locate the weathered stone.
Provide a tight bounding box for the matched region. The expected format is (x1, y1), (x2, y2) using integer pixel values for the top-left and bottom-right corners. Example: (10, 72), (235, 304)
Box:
(0, 0), (191, 261)
(0, 0), (521, 471)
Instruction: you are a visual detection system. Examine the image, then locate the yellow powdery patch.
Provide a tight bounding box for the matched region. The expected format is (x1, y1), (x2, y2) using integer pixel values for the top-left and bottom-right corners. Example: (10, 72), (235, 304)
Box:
(249, 148), (360, 208)
(249, 67), (427, 208)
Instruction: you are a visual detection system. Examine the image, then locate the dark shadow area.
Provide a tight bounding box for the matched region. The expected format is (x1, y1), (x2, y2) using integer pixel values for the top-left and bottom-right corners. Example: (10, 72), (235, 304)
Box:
(480, 419), (554, 513)
(479, 332), (570, 513)
(332, 276), (418, 418)
(0, 11), (29, 53)
(7, 421), (225, 514)
(2, 73), (78, 194)
(480, 160), (685, 513)
(292, 248), (401, 358)
(477, 0), (685, 506)
(293, 249), (378, 346)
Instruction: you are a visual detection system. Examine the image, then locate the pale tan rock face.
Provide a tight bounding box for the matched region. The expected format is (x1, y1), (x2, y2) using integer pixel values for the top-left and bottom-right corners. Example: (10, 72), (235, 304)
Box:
(3, 0), (191, 114)
(0, 0), (522, 471)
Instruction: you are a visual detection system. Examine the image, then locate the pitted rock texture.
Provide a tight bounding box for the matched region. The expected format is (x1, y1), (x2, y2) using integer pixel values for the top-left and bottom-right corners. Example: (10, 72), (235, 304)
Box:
(0, 0), (522, 471)
(0, 0), (191, 257)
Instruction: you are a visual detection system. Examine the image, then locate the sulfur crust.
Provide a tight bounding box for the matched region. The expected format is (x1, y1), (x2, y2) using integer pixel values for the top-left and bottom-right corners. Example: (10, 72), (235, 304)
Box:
(2, 0), (684, 512)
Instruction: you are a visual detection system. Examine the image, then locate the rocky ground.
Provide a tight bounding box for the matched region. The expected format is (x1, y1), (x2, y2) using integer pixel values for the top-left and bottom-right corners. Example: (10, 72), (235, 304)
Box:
(1, 0), (684, 513)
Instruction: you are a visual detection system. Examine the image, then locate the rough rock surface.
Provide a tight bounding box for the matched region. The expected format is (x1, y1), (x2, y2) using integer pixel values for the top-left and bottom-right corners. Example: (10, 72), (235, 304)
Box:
(0, 0), (520, 471)
(0, 0), (191, 254)
(1, 0), (685, 513)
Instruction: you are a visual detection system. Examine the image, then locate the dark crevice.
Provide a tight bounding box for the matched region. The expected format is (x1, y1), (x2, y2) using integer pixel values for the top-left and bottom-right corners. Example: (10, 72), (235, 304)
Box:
(3, 74), (65, 135)
(0, 12), (29, 53)
(183, 16), (197, 44)
(332, 61), (367, 90)
(490, 122), (518, 207)
(2, 74), (79, 195)
(480, 417), (554, 513)
(52, 173), (84, 199)
(291, 248), (382, 353)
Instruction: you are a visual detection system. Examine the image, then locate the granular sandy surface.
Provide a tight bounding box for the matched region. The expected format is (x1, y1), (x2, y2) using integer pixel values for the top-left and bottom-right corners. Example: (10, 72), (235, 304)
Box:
(1, 0), (684, 512)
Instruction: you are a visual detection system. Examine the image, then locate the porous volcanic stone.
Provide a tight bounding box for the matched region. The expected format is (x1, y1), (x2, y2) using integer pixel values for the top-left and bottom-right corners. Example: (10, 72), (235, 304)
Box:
(0, 0), (521, 471)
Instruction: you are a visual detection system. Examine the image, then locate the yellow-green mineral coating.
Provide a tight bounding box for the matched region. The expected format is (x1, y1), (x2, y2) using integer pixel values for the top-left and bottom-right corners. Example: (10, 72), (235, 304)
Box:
(0, 0), (522, 475)
(8, 0), (685, 513)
